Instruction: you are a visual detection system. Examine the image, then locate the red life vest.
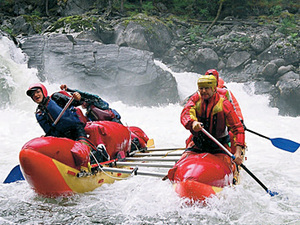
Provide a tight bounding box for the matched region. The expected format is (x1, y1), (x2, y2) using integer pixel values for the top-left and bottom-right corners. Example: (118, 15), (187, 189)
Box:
(181, 92), (227, 138)
(181, 92), (245, 148)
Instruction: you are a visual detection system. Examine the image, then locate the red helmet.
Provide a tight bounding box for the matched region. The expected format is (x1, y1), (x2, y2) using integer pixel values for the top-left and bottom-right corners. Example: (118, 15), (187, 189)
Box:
(205, 69), (219, 82)
(26, 83), (48, 97)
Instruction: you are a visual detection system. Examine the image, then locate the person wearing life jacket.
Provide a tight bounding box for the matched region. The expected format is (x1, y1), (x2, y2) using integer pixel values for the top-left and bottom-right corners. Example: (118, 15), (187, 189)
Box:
(205, 69), (244, 122)
(184, 69), (243, 149)
(180, 75), (245, 166)
(26, 83), (87, 141)
(60, 84), (122, 124)
(51, 90), (88, 125)
(181, 72), (234, 112)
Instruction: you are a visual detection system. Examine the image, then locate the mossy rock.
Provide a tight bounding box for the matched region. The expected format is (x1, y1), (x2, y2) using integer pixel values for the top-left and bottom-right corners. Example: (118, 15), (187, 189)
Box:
(46, 15), (98, 33)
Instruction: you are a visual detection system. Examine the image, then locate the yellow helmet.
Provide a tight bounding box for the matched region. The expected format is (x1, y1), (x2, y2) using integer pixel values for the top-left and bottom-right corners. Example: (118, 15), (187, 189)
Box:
(197, 75), (217, 89)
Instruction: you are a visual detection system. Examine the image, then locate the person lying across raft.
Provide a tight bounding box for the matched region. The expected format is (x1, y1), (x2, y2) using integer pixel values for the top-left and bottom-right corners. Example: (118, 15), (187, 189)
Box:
(180, 75), (245, 181)
(60, 84), (122, 124)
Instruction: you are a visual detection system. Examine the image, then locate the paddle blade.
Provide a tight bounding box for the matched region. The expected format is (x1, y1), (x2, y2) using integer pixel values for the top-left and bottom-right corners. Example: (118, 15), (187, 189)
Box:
(267, 190), (279, 197)
(3, 165), (25, 183)
(270, 138), (300, 153)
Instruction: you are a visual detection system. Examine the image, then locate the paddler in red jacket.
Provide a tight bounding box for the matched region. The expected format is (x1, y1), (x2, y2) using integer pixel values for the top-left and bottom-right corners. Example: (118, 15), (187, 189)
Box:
(181, 75), (245, 166)
(205, 69), (244, 122)
(184, 69), (245, 149)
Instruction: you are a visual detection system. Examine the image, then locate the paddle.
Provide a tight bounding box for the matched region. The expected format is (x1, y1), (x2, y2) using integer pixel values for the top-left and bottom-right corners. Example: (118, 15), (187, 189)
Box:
(245, 127), (299, 153)
(201, 128), (278, 197)
(3, 165), (25, 183)
(53, 95), (75, 125)
(3, 96), (76, 184)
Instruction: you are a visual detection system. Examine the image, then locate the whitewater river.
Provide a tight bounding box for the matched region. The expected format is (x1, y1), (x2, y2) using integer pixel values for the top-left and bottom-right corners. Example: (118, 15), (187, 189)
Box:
(0, 36), (299, 224)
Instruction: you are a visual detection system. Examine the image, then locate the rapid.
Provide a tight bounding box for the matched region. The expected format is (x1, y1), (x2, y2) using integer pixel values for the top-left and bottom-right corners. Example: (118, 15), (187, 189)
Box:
(0, 36), (299, 225)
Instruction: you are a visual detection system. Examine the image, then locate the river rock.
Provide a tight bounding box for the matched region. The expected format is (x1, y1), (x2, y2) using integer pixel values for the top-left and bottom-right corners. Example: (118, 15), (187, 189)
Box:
(258, 39), (299, 65)
(274, 71), (300, 116)
(20, 34), (179, 106)
(262, 62), (278, 80)
(250, 32), (270, 54)
(194, 48), (219, 71)
(277, 65), (294, 76)
(114, 16), (173, 58)
(1, 11), (299, 115)
(226, 51), (251, 69)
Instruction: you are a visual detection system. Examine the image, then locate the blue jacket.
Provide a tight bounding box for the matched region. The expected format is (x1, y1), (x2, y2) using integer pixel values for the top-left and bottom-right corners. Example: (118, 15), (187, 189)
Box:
(36, 97), (82, 138)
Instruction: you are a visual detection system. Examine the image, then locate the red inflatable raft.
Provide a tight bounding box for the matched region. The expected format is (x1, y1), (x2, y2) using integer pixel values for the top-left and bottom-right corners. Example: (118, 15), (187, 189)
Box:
(19, 121), (149, 197)
(167, 151), (236, 202)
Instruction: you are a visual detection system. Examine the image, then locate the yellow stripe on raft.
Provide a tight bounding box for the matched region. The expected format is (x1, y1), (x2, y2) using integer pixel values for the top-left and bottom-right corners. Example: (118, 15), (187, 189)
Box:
(53, 159), (131, 193)
(212, 186), (223, 194)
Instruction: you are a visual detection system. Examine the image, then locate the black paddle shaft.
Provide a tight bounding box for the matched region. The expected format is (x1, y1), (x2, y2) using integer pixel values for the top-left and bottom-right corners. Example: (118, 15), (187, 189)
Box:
(240, 164), (269, 193)
(245, 128), (270, 140)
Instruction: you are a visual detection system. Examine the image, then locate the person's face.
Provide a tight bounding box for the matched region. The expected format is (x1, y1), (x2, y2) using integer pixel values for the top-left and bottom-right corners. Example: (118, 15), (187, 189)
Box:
(82, 101), (88, 109)
(31, 89), (44, 104)
(199, 87), (215, 100)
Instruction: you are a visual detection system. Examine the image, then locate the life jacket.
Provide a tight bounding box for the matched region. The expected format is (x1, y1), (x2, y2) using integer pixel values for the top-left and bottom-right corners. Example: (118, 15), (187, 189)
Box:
(197, 94), (228, 139)
(181, 93), (230, 152)
(36, 98), (82, 137)
(218, 78), (225, 89)
(217, 87), (231, 102)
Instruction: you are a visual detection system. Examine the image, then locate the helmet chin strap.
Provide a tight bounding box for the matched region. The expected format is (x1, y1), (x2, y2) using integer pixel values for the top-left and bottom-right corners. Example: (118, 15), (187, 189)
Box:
(40, 96), (49, 105)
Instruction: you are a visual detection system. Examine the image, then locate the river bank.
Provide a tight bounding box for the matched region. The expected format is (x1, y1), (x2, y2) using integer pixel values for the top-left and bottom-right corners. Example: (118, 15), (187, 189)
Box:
(0, 6), (299, 115)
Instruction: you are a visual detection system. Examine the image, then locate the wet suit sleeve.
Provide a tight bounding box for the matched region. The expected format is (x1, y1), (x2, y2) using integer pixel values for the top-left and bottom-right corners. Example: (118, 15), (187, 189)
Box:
(223, 100), (245, 147)
(229, 90), (244, 121)
(181, 93), (200, 131)
(73, 89), (109, 110)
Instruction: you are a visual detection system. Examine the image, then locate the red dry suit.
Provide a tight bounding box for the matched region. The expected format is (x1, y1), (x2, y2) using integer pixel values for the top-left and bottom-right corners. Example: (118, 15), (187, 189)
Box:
(181, 91), (245, 154)
(184, 87), (239, 148)
(218, 78), (244, 121)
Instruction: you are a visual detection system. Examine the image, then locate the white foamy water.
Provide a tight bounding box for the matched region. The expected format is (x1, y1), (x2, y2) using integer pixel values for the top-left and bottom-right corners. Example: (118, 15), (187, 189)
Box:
(0, 36), (299, 224)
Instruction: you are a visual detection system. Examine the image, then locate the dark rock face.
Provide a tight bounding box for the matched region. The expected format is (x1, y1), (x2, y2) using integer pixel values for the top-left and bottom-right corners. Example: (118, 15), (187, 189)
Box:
(114, 17), (173, 58)
(20, 34), (179, 106)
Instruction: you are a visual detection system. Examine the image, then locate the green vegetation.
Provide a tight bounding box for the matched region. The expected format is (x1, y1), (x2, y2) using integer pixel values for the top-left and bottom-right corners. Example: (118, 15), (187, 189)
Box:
(115, 0), (299, 19)
(0, 0), (298, 38)
(1, 0), (299, 19)
(23, 15), (43, 33)
(47, 15), (98, 33)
